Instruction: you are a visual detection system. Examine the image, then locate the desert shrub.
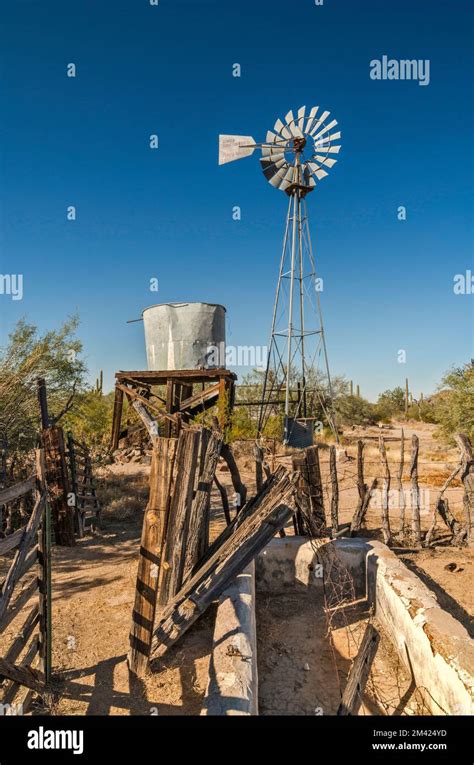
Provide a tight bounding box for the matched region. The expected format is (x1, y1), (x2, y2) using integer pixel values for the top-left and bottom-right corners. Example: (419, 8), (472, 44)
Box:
(432, 362), (474, 442)
(335, 394), (379, 427)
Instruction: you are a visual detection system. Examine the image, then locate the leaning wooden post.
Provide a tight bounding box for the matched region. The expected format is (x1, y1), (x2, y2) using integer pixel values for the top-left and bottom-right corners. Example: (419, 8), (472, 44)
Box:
(337, 624), (379, 716)
(110, 384), (124, 451)
(329, 445), (339, 538)
(454, 434), (474, 546)
(128, 437), (177, 676)
(356, 440), (367, 506)
(410, 435), (422, 546)
(398, 428), (406, 536)
(379, 436), (392, 545)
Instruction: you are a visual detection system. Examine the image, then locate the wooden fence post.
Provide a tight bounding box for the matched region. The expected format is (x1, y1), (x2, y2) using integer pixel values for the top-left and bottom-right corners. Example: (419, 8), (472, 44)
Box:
(454, 434), (474, 546)
(410, 435), (422, 545)
(398, 428), (406, 536)
(41, 426), (75, 546)
(379, 436), (392, 545)
(329, 445), (339, 538)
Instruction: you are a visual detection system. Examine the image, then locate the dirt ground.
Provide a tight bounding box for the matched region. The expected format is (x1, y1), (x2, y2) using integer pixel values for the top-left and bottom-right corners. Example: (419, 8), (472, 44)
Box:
(1, 419), (471, 716)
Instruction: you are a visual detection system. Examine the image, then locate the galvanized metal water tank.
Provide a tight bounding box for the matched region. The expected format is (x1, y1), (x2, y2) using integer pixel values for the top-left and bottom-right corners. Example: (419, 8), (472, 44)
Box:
(142, 302), (226, 371)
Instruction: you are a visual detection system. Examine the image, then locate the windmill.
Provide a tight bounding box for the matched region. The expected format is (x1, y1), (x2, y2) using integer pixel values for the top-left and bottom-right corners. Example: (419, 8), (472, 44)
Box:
(219, 105), (341, 446)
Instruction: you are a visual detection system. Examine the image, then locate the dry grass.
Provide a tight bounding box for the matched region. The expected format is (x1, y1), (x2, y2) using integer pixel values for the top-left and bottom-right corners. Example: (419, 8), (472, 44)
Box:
(96, 469), (149, 522)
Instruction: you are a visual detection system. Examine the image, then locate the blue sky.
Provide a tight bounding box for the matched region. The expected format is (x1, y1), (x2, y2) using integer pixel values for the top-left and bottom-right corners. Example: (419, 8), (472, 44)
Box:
(1, 0), (472, 400)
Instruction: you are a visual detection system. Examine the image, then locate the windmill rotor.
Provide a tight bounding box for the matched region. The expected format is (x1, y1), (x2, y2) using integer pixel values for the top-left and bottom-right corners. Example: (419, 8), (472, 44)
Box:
(218, 105), (341, 445)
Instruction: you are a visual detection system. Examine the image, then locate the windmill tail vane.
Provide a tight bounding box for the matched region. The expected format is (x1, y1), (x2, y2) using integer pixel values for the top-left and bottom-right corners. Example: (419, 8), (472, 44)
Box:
(219, 105), (341, 446)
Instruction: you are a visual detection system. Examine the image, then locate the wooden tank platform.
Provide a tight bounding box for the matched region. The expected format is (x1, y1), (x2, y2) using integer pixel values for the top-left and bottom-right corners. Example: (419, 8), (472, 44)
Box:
(110, 368), (236, 450)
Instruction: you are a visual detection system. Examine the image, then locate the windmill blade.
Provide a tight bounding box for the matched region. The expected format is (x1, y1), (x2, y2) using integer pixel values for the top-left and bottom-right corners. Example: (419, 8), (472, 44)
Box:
(284, 109), (304, 138)
(312, 119), (338, 142)
(218, 134), (256, 165)
(274, 117), (292, 139)
(277, 166), (296, 191)
(297, 106), (306, 131)
(261, 148), (285, 161)
(308, 164), (329, 181)
(305, 105), (319, 134)
(267, 163), (294, 189)
(261, 159), (288, 181)
(309, 110), (330, 136)
(314, 155), (338, 168)
(313, 142), (341, 154)
(313, 132), (341, 150)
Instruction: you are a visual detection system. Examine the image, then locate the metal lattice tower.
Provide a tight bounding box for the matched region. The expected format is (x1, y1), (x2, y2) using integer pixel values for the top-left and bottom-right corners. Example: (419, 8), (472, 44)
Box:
(219, 105), (341, 445)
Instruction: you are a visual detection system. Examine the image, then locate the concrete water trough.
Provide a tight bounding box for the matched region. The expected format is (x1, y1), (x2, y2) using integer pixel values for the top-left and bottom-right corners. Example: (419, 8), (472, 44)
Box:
(202, 537), (473, 716)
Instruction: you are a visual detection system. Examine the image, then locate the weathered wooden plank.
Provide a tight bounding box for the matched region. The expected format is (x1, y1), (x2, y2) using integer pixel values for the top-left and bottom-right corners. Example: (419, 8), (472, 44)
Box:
(0, 527), (26, 556)
(0, 476), (35, 507)
(158, 429), (201, 605)
(0, 577), (37, 634)
(150, 469), (297, 660)
(337, 624), (379, 715)
(116, 369), (236, 382)
(2, 605), (39, 669)
(0, 653), (43, 694)
(0, 496), (43, 621)
(199, 466), (287, 570)
(128, 437), (177, 676)
(183, 430), (222, 581)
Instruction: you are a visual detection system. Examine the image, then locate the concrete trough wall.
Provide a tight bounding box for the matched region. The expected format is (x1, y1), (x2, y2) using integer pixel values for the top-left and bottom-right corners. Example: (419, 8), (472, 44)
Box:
(202, 537), (473, 715)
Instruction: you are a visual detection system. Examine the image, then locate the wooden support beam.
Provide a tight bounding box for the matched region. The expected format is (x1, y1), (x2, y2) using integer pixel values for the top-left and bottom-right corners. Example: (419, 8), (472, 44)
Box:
(337, 624), (379, 715)
(128, 437), (177, 677)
